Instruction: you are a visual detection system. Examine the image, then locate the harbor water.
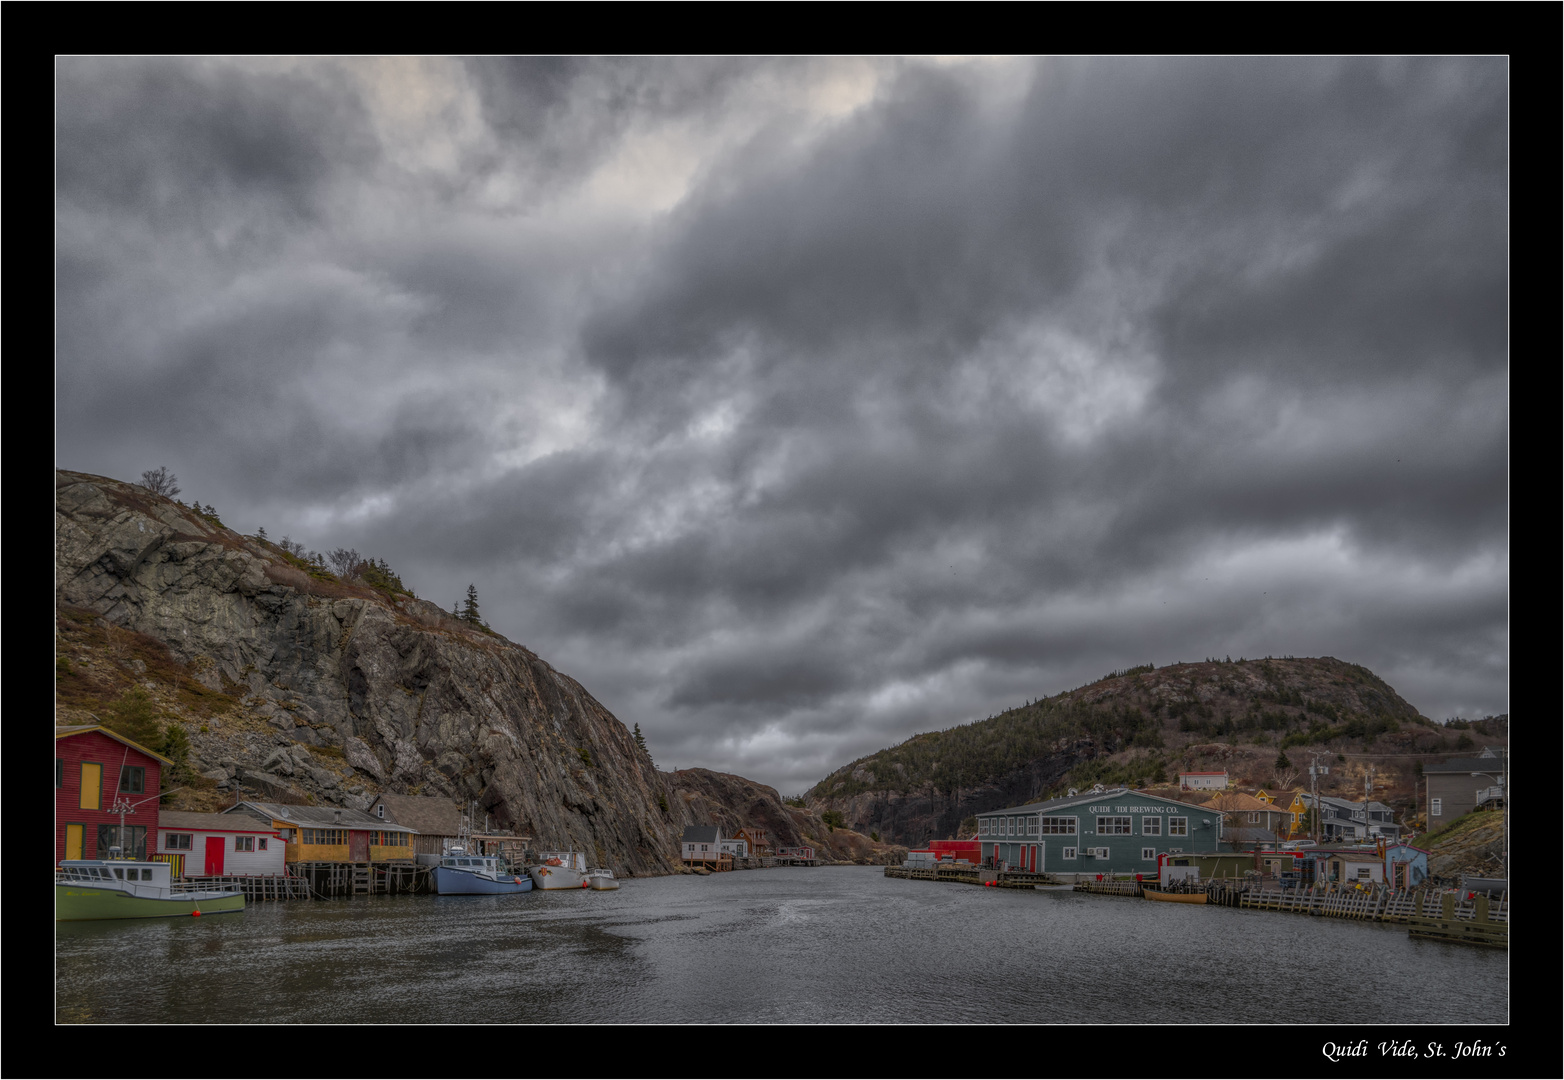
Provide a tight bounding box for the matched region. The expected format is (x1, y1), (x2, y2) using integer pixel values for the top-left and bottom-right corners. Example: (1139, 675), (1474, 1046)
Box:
(55, 865), (1507, 1024)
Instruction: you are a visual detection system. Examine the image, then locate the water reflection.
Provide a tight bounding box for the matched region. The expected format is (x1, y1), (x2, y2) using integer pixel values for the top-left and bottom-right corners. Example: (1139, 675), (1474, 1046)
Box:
(56, 866), (1505, 1024)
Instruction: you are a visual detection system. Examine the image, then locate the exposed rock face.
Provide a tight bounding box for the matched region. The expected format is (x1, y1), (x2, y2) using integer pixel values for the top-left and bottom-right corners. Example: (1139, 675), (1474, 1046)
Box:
(56, 470), (684, 875)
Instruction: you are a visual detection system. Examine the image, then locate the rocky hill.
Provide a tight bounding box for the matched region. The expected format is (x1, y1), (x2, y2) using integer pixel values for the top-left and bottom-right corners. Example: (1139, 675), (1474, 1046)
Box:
(58, 470), (834, 875)
(806, 657), (1498, 848)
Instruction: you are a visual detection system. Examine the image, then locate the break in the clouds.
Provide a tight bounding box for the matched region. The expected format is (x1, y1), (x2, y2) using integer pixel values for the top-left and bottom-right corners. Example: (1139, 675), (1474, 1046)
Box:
(56, 57), (1509, 796)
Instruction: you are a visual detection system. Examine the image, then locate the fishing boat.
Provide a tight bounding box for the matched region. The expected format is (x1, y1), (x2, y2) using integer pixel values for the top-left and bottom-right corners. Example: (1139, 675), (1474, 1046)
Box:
(529, 849), (589, 890)
(431, 844), (533, 895)
(1142, 887), (1207, 904)
(56, 852), (245, 921)
(585, 867), (619, 890)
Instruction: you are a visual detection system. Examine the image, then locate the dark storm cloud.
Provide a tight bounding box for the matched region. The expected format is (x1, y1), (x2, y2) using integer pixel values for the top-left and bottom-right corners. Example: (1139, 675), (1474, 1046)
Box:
(57, 57), (375, 228)
(56, 57), (1508, 795)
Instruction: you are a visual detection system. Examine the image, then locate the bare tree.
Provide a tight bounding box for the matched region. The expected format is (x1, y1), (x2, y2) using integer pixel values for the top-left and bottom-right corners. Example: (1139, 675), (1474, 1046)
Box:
(328, 548), (364, 578)
(138, 466), (181, 498)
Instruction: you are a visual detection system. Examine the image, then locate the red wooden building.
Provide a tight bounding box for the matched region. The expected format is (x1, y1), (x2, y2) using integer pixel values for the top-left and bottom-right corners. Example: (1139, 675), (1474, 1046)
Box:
(56, 725), (171, 863)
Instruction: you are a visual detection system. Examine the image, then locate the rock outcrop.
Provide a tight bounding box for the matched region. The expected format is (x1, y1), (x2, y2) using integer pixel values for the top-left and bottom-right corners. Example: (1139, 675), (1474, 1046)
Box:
(57, 470), (686, 875)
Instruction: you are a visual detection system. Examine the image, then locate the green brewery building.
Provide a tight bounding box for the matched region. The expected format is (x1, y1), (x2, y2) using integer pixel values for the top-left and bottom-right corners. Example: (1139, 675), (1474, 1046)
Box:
(977, 787), (1221, 877)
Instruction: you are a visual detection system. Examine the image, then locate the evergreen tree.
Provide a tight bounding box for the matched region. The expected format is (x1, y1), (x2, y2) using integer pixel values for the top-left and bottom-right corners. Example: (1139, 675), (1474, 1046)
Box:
(633, 723), (647, 752)
(462, 584), (481, 624)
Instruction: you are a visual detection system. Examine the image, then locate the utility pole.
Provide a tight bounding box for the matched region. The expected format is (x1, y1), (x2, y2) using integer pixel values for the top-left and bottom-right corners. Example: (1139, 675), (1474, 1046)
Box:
(1307, 752), (1327, 847)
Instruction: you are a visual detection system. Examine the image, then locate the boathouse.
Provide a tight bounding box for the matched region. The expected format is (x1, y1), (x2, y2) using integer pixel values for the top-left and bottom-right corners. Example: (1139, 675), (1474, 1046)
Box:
(368, 793), (463, 856)
(223, 802), (416, 864)
(156, 810), (287, 877)
(976, 787), (1220, 878)
(681, 825), (727, 868)
(56, 725), (172, 863)
(732, 827), (771, 856)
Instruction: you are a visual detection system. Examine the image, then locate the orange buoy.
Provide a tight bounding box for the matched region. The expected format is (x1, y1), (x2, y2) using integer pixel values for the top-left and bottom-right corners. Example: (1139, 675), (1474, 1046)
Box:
(192, 908), (202, 917)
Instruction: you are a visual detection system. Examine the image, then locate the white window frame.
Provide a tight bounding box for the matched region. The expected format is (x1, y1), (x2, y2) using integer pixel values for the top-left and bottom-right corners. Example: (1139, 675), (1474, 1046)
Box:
(1168, 817), (1189, 836)
(234, 836), (255, 852)
(1141, 816), (1161, 836)
(1040, 816), (1077, 834)
(1094, 847), (1109, 859)
(1097, 816), (1132, 835)
(164, 833), (193, 851)
(1062, 846), (1077, 860)
(1430, 798), (1442, 817)
(1142, 847), (1156, 861)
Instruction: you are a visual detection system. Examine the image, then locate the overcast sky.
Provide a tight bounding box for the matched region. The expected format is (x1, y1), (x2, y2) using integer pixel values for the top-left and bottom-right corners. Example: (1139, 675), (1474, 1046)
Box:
(56, 57), (1508, 795)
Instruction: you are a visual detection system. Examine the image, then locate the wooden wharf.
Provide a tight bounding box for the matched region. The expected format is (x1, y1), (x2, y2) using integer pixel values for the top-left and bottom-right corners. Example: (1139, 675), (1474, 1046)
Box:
(182, 874), (310, 901)
(884, 865), (1061, 888)
(291, 861), (430, 898)
(1073, 879), (1142, 897)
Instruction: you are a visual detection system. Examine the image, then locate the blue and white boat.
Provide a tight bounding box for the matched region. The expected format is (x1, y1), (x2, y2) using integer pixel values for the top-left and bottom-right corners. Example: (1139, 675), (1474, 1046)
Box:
(431, 831), (533, 896)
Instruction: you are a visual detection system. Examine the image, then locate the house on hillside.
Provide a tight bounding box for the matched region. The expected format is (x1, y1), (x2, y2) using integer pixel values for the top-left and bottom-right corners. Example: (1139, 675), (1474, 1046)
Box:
(1424, 748), (1507, 826)
(1203, 791), (1294, 838)
(56, 725), (172, 863)
(976, 787), (1221, 877)
(1178, 771), (1228, 791)
(224, 802), (416, 864)
(1300, 795), (1401, 842)
(156, 810), (286, 878)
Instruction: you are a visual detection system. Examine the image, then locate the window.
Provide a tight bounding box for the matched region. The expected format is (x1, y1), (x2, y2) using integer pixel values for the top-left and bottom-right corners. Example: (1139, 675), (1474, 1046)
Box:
(376, 804), (385, 818)
(258, 838), (268, 851)
(1062, 847), (1077, 860)
(1142, 847), (1156, 860)
(234, 836), (255, 852)
(1430, 798), (1442, 817)
(1142, 817), (1161, 836)
(1040, 817), (1077, 834)
(165, 833), (193, 851)
(1247, 812), (1261, 823)
(119, 766), (145, 794)
(1169, 817), (1189, 836)
(1026, 818), (1037, 835)
(1097, 816), (1132, 835)
(1093, 847), (1109, 859)
(302, 829), (347, 845)
(96, 824), (147, 860)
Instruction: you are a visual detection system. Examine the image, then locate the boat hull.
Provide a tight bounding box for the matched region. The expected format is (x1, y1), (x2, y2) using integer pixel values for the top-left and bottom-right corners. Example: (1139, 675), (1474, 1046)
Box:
(432, 866), (533, 895)
(1143, 888), (1206, 904)
(529, 865), (587, 890)
(55, 883), (245, 921)
(587, 874), (619, 891)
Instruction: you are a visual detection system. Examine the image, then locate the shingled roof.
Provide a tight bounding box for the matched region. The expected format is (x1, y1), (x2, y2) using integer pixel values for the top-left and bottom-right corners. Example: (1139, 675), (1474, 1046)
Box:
(370, 794), (463, 836)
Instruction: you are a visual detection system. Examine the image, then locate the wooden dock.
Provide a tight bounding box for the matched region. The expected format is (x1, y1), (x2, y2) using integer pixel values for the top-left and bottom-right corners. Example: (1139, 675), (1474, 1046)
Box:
(290, 861), (429, 898)
(884, 865), (1061, 889)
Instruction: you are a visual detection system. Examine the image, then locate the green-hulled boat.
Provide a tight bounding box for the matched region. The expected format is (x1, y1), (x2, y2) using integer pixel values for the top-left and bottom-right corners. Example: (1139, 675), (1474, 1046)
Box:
(56, 857), (245, 921)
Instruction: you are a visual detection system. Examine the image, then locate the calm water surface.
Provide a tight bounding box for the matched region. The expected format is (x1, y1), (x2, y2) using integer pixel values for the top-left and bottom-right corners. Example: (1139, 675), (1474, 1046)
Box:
(56, 866), (1506, 1024)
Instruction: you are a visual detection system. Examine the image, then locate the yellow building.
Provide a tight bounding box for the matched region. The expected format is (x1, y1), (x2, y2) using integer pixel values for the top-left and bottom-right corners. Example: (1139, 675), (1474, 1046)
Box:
(223, 801), (417, 863)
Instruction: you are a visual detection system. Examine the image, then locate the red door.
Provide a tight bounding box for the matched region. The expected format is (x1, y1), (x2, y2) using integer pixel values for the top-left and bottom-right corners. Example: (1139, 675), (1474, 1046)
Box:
(204, 836), (225, 876)
(349, 831), (370, 862)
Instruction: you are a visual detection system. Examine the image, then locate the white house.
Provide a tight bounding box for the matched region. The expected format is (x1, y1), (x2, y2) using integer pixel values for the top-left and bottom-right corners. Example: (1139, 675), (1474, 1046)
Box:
(1179, 771), (1229, 791)
(157, 810), (286, 877)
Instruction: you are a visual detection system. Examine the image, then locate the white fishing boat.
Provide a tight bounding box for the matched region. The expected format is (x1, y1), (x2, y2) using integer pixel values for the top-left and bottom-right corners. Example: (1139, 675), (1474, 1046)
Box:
(529, 849), (588, 890)
(585, 867), (619, 890)
(56, 850), (245, 921)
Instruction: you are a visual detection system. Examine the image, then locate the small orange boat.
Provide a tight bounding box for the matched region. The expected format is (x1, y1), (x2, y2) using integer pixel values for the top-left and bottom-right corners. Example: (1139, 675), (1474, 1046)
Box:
(1143, 888), (1206, 904)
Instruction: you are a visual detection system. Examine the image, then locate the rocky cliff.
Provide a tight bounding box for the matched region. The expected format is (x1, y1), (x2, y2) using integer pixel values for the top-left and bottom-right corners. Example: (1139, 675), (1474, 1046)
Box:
(57, 470), (693, 874)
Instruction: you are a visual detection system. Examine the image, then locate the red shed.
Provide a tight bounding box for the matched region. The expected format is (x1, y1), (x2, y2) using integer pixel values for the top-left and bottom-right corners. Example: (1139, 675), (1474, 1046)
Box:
(55, 725), (172, 864)
(928, 839), (981, 863)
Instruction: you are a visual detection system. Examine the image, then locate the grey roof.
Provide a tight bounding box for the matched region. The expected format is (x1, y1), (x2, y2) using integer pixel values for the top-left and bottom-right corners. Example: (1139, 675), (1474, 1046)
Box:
(681, 825), (721, 844)
(158, 811), (280, 832)
(223, 801), (415, 832)
(1424, 753), (1508, 775)
(979, 788), (1218, 818)
(370, 794), (463, 835)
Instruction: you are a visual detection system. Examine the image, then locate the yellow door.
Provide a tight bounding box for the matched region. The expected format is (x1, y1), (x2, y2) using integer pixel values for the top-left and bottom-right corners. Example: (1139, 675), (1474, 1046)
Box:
(66, 824), (84, 861)
(80, 763), (102, 810)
